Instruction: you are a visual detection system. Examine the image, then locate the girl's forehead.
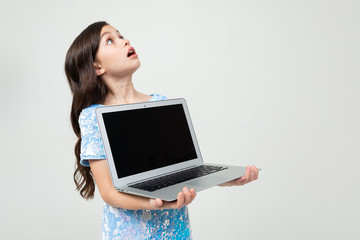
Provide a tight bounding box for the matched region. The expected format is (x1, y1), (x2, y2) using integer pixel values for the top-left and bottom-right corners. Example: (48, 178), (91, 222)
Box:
(101, 25), (119, 35)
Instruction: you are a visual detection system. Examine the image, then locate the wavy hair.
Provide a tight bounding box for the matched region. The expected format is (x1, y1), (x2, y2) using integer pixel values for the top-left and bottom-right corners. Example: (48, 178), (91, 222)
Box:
(65, 21), (109, 199)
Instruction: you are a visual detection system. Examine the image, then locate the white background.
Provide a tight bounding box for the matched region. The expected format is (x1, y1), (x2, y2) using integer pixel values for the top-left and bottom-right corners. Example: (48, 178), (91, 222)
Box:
(0, 0), (359, 239)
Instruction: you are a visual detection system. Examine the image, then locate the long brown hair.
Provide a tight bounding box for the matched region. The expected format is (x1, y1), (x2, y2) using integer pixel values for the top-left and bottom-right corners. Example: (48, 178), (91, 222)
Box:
(65, 21), (109, 199)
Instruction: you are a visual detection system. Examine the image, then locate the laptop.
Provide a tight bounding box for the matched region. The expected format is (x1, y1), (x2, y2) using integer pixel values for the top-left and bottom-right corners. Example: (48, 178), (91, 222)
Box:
(95, 98), (250, 201)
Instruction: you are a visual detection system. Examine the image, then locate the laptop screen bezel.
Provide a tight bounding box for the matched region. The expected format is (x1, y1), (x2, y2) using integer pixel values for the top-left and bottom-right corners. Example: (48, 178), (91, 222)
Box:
(95, 98), (204, 187)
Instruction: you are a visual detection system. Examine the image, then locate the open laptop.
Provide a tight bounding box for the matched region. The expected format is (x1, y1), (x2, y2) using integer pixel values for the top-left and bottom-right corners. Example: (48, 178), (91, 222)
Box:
(95, 98), (249, 201)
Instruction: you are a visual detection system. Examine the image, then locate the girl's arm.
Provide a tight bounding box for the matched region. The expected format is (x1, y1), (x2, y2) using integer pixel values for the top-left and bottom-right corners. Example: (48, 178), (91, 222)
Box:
(89, 159), (196, 210)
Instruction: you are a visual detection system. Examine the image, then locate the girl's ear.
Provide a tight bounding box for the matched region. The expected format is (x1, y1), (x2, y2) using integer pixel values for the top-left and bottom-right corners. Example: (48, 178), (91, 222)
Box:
(93, 63), (105, 76)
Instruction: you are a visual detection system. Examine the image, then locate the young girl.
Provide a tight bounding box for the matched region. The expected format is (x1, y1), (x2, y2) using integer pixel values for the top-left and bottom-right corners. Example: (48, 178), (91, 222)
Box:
(65, 21), (259, 239)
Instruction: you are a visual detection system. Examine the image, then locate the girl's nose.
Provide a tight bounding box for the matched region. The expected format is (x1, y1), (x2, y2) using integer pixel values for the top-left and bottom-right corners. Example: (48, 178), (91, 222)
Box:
(123, 39), (130, 47)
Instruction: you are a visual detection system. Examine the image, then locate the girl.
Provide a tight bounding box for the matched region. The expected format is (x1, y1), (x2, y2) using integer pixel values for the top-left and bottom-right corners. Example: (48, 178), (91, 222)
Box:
(65, 21), (259, 239)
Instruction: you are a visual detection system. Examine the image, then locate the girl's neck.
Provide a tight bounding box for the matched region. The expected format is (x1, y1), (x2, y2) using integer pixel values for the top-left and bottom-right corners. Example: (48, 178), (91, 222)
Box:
(102, 76), (150, 105)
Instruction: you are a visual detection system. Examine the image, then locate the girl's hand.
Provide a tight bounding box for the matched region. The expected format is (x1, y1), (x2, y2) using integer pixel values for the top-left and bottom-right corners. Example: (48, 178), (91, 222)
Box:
(219, 165), (259, 187)
(149, 187), (196, 210)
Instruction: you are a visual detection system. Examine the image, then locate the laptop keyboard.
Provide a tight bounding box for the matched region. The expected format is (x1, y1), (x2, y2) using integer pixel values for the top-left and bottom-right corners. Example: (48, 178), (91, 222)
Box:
(128, 165), (228, 192)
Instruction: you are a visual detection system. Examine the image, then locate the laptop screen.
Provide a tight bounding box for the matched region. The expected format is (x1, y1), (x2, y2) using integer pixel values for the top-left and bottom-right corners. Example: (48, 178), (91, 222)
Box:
(102, 104), (198, 179)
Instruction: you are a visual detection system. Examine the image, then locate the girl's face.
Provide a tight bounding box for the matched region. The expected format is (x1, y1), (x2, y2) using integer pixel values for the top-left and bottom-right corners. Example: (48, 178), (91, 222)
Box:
(94, 25), (140, 79)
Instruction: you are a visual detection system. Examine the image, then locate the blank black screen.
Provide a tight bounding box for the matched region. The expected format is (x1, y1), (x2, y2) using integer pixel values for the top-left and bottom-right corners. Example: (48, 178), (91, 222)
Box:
(102, 104), (198, 179)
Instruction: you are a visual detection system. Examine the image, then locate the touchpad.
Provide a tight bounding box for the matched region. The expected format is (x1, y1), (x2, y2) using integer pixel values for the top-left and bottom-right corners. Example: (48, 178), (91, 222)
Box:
(187, 176), (228, 188)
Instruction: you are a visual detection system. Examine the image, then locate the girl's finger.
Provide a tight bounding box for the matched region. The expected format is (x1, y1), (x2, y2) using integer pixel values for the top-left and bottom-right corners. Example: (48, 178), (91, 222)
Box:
(190, 188), (196, 200)
(245, 166), (251, 179)
(249, 168), (256, 181)
(236, 176), (246, 185)
(150, 198), (163, 210)
(253, 165), (259, 180)
(155, 198), (163, 208)
(183, 187), (191, 205)
(176, 192), (185, 209)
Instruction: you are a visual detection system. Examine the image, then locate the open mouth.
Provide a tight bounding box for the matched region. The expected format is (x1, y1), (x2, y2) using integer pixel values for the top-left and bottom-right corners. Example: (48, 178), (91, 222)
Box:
(127, 48), (136, 57)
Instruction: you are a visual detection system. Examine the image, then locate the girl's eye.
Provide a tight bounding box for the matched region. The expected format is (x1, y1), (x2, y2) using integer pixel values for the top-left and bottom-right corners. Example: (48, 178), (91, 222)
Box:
(107, 39), (113, 45)
(119, 35), (124, 39)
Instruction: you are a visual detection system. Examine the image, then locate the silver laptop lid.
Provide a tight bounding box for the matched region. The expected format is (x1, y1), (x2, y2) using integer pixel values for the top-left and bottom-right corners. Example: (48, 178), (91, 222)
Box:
(95, 98), (204, 187)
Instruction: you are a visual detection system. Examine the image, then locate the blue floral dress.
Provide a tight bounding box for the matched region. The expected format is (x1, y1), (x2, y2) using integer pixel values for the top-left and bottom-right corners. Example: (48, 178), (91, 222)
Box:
(78, 94), (192, 240)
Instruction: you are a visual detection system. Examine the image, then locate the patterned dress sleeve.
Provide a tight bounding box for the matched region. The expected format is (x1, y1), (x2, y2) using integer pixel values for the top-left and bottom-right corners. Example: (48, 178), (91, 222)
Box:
(78, 105), (106, 167)
(150, 93), (168, 101)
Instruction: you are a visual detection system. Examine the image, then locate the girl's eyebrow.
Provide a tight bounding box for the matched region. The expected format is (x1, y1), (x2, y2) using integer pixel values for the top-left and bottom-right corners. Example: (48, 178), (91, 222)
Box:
(100, 31), (112, 39)
(100, 30), (122, 39)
